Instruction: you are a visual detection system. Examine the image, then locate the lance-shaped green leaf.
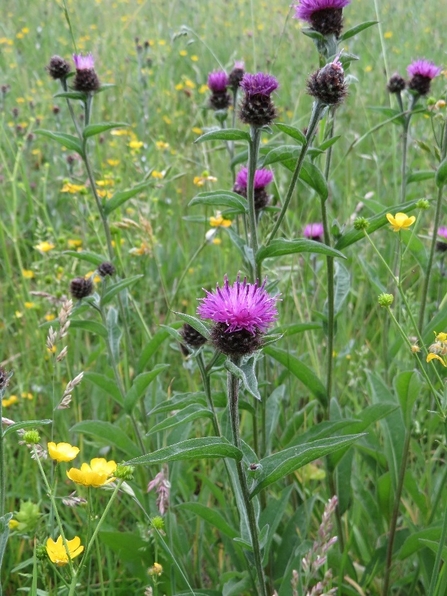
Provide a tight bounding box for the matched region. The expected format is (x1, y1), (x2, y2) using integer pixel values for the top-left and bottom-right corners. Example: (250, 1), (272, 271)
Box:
(84, 372), (124, 407)
(36, 130), (84, 156)
(101, 275), (143, 306)
(137, 324), (182, 373)
(263, 346), (327, 406)
(225, 356), (261, 401)
(148, 392), (208, 415)
(340, 20), (378, 41)
(63, 250), (107, 266)
(104, 180), (152, 215)
(436, 157), (447, 188)
(53, 90), (86, 101)
(124, 364), (170, 413)
(172, 312), (211, 341)
(301, 28), (325, 41)
(83, 122), (128, 139)
(368, 106), (406, 126)
(0, 512), (13, 583)
(250, 434), (363, 497)
(189, 190), (248, 214)
(300, 161), (328, 200)
(127, 437), (243, 465)
(407, 170), (435, 184)
(256, 238), (345, 264)
(263, 145), (301, 167)
(177, 503), (238, 539)
(71, 421), (141, 458)
(3, 419), (52, 438)
(147, 404), (213, 435)
(319, 135), (341, 151)
(334, 198), (423, 250)
(275, 123), (306, 144)
(70, 320), (108, 339)
(195, 128), (250, 143)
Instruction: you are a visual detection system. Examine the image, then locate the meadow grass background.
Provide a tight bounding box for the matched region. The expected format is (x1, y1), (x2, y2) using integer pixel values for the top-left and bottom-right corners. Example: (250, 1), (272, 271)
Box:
(1, 0), (447, 594)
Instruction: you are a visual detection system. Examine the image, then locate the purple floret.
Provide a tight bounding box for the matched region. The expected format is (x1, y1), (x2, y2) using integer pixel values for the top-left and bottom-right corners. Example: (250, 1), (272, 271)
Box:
(207, 70), (230, 93)
(304, 222), (324, 239)
(197, 275), (279, 334)
(407, 59), (441, 80)
(73, 53), (95, 70)
(438, 226), (447, 240)
(240, 73), (279, 97)
(236, 167), (273, 190)
(294, 0), (350, 22)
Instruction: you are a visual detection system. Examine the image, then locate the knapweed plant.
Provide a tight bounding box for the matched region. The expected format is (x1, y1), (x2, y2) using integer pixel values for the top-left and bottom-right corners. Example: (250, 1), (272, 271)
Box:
(1, 0), (447, 595)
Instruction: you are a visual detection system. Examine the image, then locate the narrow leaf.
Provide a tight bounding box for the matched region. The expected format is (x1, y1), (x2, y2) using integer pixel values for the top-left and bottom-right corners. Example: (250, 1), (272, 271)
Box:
(195, 128), (250, 143)
(104, 181), (152, 215)
(340, 20), (378, 41)
(35, 129), (83, 155)
(70, 320), (108, 339)
(407, 170), (435, 184)
(83, 122), (128, 139)
(300, 161), (328, 200)
(0, 513), (13, 580)
(275, 123), (306, 144)
(436, 157), (447, 188)
(147, 404), (213, 435)
(177, 502), (238, 539)
(172, 312), (211, 341)
(124, 365), (170, 413)
(84, 372), (124, 407)
(256, 238), (345, 264)
(225, 357), (261, 401)
(263, 346), (327, 406)
(101, 275), (143, 306)
(3, 419), (52, 437)
(189, 190), (248, 213)
(127, 437), (243, 465)
(71, 420), (141, 458)
(63, 250), (107, 266)
(53, 90), (86, 101)
(250, 435), (362, 496)
(138, 326), (180, 372)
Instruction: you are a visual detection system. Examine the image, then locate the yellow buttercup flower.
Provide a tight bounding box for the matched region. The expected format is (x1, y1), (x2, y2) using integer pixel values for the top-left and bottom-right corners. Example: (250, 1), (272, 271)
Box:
(426, 353), (447, 366)
(67, 458), (117, 487)
(34, 241), (55, 253)
(426, 331), (447, 366)
(386, 212), (416, 232)
(46, 535), (84, 566)
(209, 212), (231, 228)
(48, 442), (80, 463)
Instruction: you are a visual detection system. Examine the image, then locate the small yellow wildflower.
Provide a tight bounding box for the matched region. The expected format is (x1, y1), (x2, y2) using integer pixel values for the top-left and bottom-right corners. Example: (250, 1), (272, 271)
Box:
(45, 313), (56, 322)
(209, 212), (231, 228)
(212, 238), (222, 245)
(2, 395), (19, 408)
(111, 129), (130, 136)
(21, 392), (33, 400)
(24, 302), (35, 309)
(67, 458), (117, 488)
(67, 239), (82, 249)
(9, 519), (20, 530)
(155, 141), (169, 150)
(179, 50), (187, 57)
(384, 31), (393, 39)
(148, 562), (163, 576)
(426, 353), (447, 366)
(191, 55), (199, 62)
(22, 269), (34, 279)
(386, 212), (416, 232)
(34, 241), (55, 252)
(163, 116), (172, 125)
(107, 159), (120, 166)
(193, 173), (217, 187)
(129, 242), (151, 256)
(192, 126), (203, 134)
(151, 170), (164, 179)
(61, 183), (87, 194)
(427, 331), (447, 366)
(48, 442), (80, 463)
(46, 536), (84, 566)
(128, 140), (144, 150)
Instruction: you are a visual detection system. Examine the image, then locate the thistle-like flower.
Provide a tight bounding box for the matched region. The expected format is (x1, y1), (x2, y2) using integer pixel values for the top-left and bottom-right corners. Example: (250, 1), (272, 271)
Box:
(197, 275), (279, 357)
(229, 60), (245, 92)
(387, 73), (406, 94)
(46, 55), (71, 80)
(234, 167), (274, 210)
(207, 70), (231, 110)
(239, 72), (279, 127)
(407, 59), (441, 96)
(307, 56), (347, 106)
(294, 0), (351, 37)
(72, 53), (100, 93)
(437, 226), (447, 252)
(304, 222), (324, 241)
(69, 276), (94, 300)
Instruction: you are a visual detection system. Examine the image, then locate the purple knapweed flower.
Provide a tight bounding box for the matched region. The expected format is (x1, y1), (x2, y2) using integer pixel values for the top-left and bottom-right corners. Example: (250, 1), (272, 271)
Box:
(307, 56), (347, 105)
(208, 70), (229, 93)
(304, 222), (324, 241)
(437, 226), (447, 252)
(207, 70), (231, 110)
(229, 61), (245, 91)
(234, 167), (274, 210)
(72, 53), (100, 93)
(407, 59), (441, 96)
(294, 0), (350, 37)
(240, 73), (279, 97)
(239, 73), (279, 127)
(198, 275), (279, 356)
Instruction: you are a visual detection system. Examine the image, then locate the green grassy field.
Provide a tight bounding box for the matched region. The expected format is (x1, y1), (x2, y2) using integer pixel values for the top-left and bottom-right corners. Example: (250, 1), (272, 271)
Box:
(1, 0), (447, 594)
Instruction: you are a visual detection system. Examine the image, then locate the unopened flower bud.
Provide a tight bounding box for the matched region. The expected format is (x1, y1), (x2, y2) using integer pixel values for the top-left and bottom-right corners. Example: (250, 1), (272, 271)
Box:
(47, 55), (71, 80)
(115, 464), (135, 480)
(97, 261), (116, 277)
(387, 73), (406, 94)
(23, 430), (40, 444)
(378, 293), (394, 308)
(416, 199), (430, 210)
(151, 516), (165, 530)
(307, 57), (347, 106)
(69, 277), (94, 300)
(353, 217), (369, 230)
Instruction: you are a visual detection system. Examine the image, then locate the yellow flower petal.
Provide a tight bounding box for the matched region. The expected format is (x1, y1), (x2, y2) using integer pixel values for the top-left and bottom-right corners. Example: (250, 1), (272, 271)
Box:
(46, 535), (84, 566)
(67, 458), (116, 487)
(386, 212), (416, 232)
(48, 442), (80, 463)
(426, 353), (447, 366)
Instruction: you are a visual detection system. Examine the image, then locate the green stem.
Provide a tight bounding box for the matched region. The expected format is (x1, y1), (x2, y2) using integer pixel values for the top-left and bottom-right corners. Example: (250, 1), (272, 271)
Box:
(0, 388), (6, 517)
(247, 126), (262, 281)
(196, 353), (221, 436)
(382, 430), (411, 596)
(227, 366), (268, 596)
(267, 101), (324, 245)
(428, 464), (447, 596)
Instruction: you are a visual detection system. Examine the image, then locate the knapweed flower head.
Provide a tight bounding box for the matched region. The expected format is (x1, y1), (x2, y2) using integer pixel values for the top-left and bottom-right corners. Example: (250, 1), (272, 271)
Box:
(307, 56), (347, 106)
(46, 55), (71, 80)
(229, 60), (245, 91)
(387, 73), (406, 94)
(70, 276), (94, 300)
(234, 167), (274, 210)
(294, 0), (351, 37)
(407, 59), (441, 96)
(180, 323), (208, 356)
(386, 212), (416, 232)
(97, 261), (116, 277)
(67, 457), (117, 488)
(437, 226), (447, 252)
(48, 442), (80, 463)
(197, 275), (279, 357)
(304, 222), (324, 241)
(427, 331), (447, 366)
(207, 70), (231, 111)
(46, 535), (84, 566)
(239, 73), (279, 127)
(72, 53), (100, 93)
